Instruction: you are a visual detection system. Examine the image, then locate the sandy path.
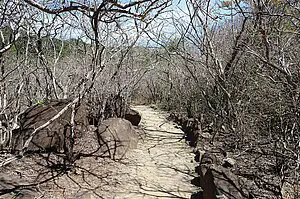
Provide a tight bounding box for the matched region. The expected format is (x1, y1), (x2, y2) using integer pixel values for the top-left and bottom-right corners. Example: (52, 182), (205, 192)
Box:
(109, 105), (197, 199)
(0, 105), (197, 199)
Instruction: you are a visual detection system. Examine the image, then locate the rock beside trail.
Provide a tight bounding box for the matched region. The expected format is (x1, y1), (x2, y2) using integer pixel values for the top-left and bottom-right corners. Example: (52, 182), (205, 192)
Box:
(96, 118), (140, 160)
(8, 100), (140, 161)
(193, 164), (247, 199)
(169, 113), (255, 199)
(124, 108), (141, 126)
(10, 99), (88, 152)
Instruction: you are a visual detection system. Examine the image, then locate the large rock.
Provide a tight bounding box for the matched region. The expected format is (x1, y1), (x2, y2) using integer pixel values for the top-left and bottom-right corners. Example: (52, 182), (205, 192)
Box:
(124, 108), (141, 126)
(192, 164), (249, 199)
(11, 99), (88, 152)
(96, 118), (139, 160)
(192, 150), (249, 199)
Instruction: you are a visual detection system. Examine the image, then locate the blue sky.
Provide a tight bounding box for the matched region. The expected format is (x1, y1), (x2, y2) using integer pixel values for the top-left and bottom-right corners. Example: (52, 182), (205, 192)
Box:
(36, 0), (248, 46)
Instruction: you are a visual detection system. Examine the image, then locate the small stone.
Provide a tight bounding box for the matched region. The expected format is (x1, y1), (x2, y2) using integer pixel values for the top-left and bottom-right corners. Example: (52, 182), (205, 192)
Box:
(222, 157), (235, 168)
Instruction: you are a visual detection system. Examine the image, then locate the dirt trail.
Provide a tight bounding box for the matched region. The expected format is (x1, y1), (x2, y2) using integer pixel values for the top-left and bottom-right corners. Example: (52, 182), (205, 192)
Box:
(0, 105), (197, 199)
(109, 105), (197, 199)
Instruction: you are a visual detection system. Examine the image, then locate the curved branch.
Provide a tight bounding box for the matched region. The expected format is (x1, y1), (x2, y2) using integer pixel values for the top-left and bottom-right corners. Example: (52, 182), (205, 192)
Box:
(23, 0), (159, 16)
(23, 0), (94, 14)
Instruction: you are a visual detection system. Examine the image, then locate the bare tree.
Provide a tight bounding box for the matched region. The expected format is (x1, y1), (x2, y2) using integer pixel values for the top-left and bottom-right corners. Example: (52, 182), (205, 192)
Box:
(134, 0), (300, 197)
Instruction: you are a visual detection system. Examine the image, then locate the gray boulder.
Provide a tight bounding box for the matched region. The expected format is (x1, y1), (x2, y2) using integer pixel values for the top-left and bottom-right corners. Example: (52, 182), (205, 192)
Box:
(11, 99), (88, 152)
(96, 118), (139, 160)
(193, 164), (248, 199)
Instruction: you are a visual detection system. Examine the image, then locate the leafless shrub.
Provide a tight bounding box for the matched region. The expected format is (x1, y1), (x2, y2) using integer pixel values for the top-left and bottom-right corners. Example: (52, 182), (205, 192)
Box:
(0, 0), (171, 197)
(135, 0), (300, 197)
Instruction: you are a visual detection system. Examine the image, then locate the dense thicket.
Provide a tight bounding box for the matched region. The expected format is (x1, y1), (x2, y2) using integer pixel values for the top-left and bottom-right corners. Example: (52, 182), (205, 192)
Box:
(1, 0), (300, 198)
(135, 0), (300, 197)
